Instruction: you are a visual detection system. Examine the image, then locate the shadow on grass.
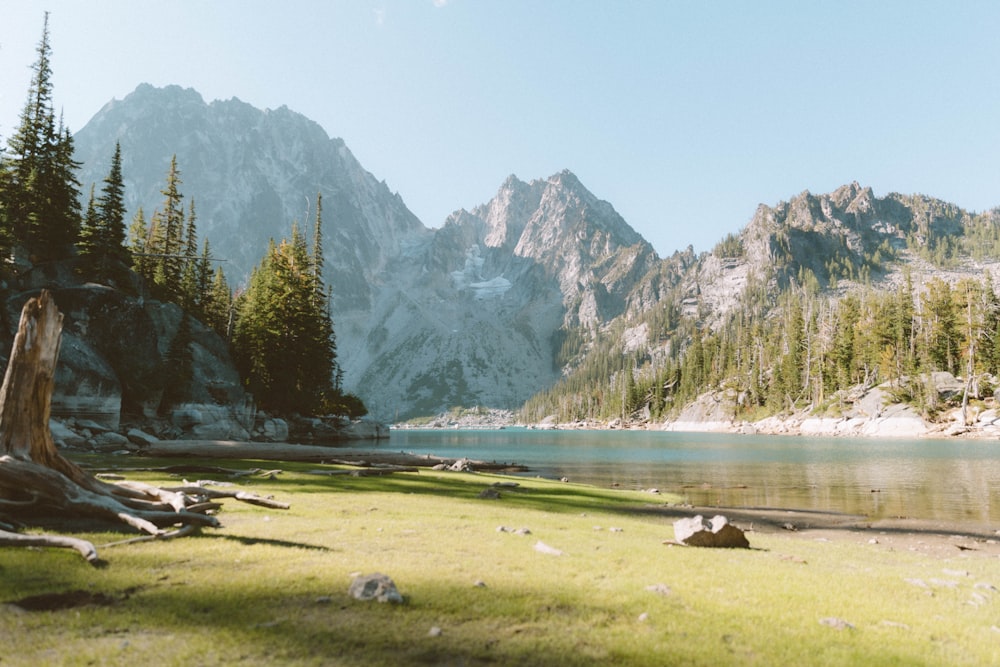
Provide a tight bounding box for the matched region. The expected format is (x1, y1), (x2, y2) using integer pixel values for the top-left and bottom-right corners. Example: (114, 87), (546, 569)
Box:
(196, 532), (333, 551)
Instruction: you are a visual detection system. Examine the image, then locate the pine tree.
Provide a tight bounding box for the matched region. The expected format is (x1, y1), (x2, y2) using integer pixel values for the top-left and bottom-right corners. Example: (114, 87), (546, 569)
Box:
(196, 239), (214, 314)
(204, 266), (233, 337)
(78, 142), (128, 283)
(232, 222), (347, 416)
(149, 155), (185, 299)
(179, 198), (200, 311)
(0, 13), (81, 262)
(128, 207), (151, 283)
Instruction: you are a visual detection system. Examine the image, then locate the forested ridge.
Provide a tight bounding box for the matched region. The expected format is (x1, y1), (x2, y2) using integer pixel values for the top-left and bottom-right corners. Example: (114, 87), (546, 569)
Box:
(521, 184), (1000, 428)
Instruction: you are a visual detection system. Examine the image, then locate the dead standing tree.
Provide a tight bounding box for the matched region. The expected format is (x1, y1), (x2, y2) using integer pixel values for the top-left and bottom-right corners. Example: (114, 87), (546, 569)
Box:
(0, 290), (287, 564)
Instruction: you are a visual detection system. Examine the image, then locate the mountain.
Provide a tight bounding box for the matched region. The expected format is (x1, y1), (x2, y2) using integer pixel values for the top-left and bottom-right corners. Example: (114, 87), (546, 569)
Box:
(75, 85), (1000, 429)
(73, 85), (657, 420)
(74, 84), (425, 313)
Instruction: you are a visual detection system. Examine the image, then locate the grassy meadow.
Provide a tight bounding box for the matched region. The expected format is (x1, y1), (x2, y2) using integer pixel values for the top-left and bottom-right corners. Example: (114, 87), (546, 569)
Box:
(1, 456), (998, 666)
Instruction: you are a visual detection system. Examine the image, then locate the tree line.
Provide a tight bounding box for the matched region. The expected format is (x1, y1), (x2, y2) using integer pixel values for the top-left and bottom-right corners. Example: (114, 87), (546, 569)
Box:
(523, 268), (1000, 426)
(0, 13), (363, 418)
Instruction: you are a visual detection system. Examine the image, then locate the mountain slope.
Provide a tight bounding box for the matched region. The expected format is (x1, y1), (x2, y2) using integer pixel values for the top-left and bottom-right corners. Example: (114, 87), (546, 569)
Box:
(74, 84), (425, 313)
(73, 86), (658, 419)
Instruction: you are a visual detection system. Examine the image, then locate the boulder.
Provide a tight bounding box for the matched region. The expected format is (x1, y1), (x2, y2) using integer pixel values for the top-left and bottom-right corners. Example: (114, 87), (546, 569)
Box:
(255, 417), (289, 442)
(348, 573), (403, 603)
(91, 431), (130, 452)
(126, 428), (158, 449)
(171, 403), (251, 441)
(49, 420), (87, 449)
(672, 515), (749, 548)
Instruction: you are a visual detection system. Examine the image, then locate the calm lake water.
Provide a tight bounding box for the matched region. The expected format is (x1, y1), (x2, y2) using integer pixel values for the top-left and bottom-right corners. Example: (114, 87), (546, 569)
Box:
(382, 429), (1000, 523)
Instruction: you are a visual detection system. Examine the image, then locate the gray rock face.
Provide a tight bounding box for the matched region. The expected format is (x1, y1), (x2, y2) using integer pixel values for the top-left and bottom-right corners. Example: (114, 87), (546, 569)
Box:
(672, 515), (749, 548)
(73, 87), (662, 421)
(1, 285), (246, 432)
(348, 573), (403, 604)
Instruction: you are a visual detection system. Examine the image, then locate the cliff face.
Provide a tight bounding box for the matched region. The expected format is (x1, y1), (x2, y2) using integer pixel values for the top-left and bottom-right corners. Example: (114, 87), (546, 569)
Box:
(345, 171), (658, 419)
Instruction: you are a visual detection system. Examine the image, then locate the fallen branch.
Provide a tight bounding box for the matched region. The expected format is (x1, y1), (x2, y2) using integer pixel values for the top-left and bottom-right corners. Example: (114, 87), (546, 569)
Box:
(0, 527), (98, 564)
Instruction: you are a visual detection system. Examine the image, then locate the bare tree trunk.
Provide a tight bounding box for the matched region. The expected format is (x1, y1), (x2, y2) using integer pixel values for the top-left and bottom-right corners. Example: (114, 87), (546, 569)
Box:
(0, 291), (96, 488)
(0, 291), (287, 564)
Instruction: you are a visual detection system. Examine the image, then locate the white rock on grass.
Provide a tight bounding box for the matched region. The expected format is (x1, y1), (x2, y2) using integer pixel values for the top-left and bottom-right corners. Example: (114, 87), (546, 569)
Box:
(348, 573), (403, 603)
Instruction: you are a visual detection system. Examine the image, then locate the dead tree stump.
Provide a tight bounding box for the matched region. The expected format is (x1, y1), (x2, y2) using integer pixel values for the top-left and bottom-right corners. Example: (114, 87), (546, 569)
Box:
(0, 291), (287, 564)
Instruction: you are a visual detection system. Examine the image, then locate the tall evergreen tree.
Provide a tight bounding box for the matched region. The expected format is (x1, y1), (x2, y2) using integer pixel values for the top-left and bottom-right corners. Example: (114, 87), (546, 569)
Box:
(179, 198), (200, 311)
(149, 155), (185, 299)
(128, 207), (151, 283)
(78, 141), (128, 283)
(204, 265), (232, 338)
(232, 224), (343, 415)
(1, 13), (81, 262)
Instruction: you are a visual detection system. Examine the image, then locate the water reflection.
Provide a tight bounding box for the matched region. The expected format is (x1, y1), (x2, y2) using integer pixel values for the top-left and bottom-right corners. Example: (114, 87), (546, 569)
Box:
(385, 429), (1000, 523)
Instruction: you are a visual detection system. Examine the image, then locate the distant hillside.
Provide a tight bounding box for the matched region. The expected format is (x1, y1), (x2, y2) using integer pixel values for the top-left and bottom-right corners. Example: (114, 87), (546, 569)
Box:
(522, 182), (1000, 434)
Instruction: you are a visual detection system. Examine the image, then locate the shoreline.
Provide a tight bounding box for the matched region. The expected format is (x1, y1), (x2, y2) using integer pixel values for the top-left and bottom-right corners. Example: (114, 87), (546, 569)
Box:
(123, 439), (1000, 557)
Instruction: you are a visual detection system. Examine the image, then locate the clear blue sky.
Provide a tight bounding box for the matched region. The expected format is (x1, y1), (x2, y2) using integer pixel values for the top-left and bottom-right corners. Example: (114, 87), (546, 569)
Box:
(2, 1), (999, 257)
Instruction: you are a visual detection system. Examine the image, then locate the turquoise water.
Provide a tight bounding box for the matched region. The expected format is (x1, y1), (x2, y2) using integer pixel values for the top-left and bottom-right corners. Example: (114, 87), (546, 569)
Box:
(382, 428), (1000, 522)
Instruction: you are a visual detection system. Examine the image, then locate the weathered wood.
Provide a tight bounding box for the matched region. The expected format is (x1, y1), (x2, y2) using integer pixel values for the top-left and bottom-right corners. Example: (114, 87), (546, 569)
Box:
(0, 527), (98, 563)
(0, 291), (288, 563)
(0, 291), (94, 488)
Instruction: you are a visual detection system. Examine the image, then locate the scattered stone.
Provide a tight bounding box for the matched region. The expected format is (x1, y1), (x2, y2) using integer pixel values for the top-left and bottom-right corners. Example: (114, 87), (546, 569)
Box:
(928, 578), (960, 588)
(534, 541), (563, 556)
(49, 420), (87, 448)
(91, 431), (130, 451)
(428, 626), (442, 637)
(559, 477), (569, 483)
(672, 515), (749, 548)
(779, 554), (808, 564)
(880, 620), (910, 630)
(781, 522), (797, 531)
(609, 527), (624, 533)
(76, 418), (111, 434)
(492, 481), (519, 488)
(125, 428), (158, 448)
(868, 538), (879, 545)
(513, 527), (532, 536)
(905, 578), (929, 589)
(348, 573), (403, 604)
(478, 488), (501, 499)
(431, 463), (449, 470)
(473, 580), (487, 588)
(968, 592), (989, 606)
(974, 582), (998, 593)
(943, 569), (969, 578)
(819, 617), (855, 631)
(638, 612), (649, 622)
(645, 583), (672, 596)
(315, 596), (332, 604)
(449, 458), (473, 472)
(496, 525), (510, 533)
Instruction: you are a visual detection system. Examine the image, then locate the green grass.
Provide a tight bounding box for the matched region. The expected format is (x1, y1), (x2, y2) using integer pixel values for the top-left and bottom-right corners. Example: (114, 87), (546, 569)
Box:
(1, 456), (999, 666)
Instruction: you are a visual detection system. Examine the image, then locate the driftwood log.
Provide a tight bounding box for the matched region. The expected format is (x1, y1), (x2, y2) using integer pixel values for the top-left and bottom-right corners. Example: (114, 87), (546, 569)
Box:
(0, 291), (287, 564)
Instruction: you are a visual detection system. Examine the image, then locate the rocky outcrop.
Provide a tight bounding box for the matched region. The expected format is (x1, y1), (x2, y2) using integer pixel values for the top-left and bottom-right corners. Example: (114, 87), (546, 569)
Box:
(0, 284), (244, 432)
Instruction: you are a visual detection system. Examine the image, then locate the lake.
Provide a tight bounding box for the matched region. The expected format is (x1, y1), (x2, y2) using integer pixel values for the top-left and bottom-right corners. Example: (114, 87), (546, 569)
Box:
(383, 428), (1000, 523)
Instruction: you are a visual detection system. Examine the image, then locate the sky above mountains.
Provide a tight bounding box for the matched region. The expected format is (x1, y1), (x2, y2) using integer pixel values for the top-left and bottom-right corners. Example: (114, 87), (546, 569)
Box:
(2, 1), (999, 257)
